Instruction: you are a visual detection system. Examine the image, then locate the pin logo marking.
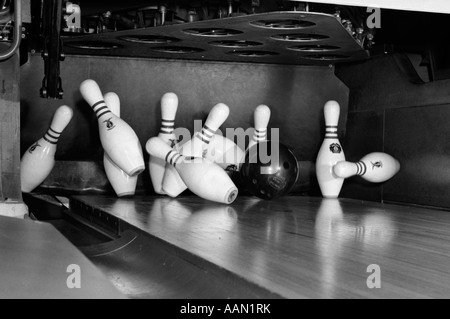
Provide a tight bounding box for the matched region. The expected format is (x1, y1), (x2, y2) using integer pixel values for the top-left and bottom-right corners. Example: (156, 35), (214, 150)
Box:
(225, 164), (238, 172)
(104, 118), (116, 131)
(28, 142), (41, 154)
(329, 143), (342, 154)
(371, 161), (383, 170)
(169, 139), (178, 148)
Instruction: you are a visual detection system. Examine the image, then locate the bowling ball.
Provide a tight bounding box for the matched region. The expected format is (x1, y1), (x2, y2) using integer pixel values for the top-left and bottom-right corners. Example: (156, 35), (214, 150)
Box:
(240, 141), (299, 200)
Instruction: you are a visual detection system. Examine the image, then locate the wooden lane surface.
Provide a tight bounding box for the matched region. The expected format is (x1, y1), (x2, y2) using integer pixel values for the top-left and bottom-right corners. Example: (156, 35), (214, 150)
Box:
(71, 195), (450, 299)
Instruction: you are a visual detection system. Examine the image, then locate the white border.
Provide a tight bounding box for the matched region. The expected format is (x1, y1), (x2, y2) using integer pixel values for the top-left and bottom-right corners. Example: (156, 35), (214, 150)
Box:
(293, 1), (450, 14)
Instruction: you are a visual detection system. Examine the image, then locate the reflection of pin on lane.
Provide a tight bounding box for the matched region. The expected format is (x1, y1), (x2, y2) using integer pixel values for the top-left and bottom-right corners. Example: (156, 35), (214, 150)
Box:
(158, 199), (193, 229)
(147, 137), (238, 204)
(21, 105), (74, 193)
(316, 200), (397, 251)
(333, 152), (400, 183)
(148, 92), (178, 194)
(182, 205), (239, 272)
(360, 211), (397, 248)
(144, 198), (195, 235)
(241, 197), (263, 216)
(80, 79), (145, 176)
(187, 205), (238, 231)
(314, 199), (398, 297)
(315, 101), (345, 198)
(314, 198), (345, 299)
(315, 198), (344, 233)
(141, 197), (174, 230)
(110, 199), (141, 226)
(103, 92), (137, 197)
(162, 103), (230, 197)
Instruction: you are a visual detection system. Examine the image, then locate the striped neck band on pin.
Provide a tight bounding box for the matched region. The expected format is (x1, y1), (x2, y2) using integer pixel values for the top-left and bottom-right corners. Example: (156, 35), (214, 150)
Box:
(325, 125), (338, 139)
(355, 161), (367, 176)
(196, 125), (215, 144)
(44, 127), (61, 144)
(165, 150), (183, 167)
(92, 100), (112, 119)
(160, 119), (175, 134)
(253, 128), (267, 141)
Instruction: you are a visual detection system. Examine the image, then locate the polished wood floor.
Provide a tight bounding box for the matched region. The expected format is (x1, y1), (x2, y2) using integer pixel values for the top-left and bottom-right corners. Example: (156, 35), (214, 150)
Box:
(71, 195), (450, 299)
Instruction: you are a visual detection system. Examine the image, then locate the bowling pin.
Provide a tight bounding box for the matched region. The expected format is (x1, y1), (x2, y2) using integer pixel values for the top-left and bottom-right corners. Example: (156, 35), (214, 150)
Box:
(80, 79), (145, 176)
(315, 100), (345, 198)
(248, 104), (271, 150)
(21, 105), (74, 193)
(333, 152), (400, 183)
(103, 92), (138, 197)
(146, 137), (238, 204)
(206, 134), (245, 171)
(148, 92), (178, 194)
(162, 103), (230, 197)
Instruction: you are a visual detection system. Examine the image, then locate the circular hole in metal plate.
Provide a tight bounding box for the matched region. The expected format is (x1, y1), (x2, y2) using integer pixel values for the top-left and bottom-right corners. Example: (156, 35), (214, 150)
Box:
(251, 19), (315, 29)
(228, 50), (279, 57)
(183, 28), (243, 36)
(288, 45), (341, 52)
(209, 40), (263, 48)
(118, 35), (181, 44)
(65, 41), (122, 50)
(151, 46), (204, 54)
(303, 54), (350, 61)
(271, 33), (329, 42)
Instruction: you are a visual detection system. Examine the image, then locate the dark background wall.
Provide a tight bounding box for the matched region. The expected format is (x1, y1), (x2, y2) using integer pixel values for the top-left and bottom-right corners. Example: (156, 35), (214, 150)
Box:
(20, 54), (349, 194)
(336, 53), (450, 209)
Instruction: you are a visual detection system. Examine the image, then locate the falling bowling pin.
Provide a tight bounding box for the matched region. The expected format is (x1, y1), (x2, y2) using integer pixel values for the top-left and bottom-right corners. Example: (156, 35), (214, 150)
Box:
(248, 104), (271, 150)
(147, 137), (238, 204)
(162, 103), (230, 197)
(103, 92), (138, 197)
(148, 92), (178, 194)
(21, 105), (74, 193)
(206, 134), (245, 170)
(333, 152), (400, 183)
(205, 104), (269, 172)
(316, 100), (345, 198)
(79, 79), (144, 176)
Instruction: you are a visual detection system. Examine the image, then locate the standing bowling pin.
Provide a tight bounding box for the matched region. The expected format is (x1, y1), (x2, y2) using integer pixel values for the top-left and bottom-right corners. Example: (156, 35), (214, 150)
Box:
(21, 105), (74, 193)
(162, 103), (230, 198)
(333, 152), (400, 183)
(315, 100), (345, 198)
(148, 92), (178, 194)
(80, 79), (145, 176)
(103, 92), (138, 197)
(147, 137), (238, 204)
(248, 104), (271, 150)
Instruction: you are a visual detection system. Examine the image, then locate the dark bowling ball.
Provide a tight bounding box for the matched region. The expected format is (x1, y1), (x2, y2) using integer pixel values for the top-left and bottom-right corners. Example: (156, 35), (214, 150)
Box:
(240, 140), (299, 200)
